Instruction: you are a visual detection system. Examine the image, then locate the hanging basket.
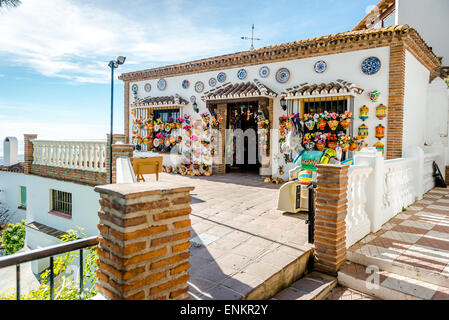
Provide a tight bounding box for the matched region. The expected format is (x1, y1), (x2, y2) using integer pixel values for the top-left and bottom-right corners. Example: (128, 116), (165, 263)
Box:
(318, 120), (327, 130)
(327, 141), (337, 150)
(328, 120), (339, 131)
(316, 142), (326, 151)
(340, 119), (352, 130)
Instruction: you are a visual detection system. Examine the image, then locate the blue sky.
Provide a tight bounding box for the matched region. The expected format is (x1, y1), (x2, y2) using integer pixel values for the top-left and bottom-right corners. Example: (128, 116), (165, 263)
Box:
(0, 0), (377, 154)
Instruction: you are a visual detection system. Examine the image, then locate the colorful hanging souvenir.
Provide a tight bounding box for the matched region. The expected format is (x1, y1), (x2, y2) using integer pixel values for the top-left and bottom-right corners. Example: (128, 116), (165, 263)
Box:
(358, 124), (369, 138)
(376, 104), (387, 119)
(360, 106), (369, 121)
(328, 120), (339, 131)
(375, 124), (385, 140)
(368, 90), (380, 102)
(374, 141), (384, 154)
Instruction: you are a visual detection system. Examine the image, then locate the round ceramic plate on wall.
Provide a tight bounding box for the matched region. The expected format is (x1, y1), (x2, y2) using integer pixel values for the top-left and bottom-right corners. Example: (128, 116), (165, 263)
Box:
(217, 72), (226, 83)
(157, 79), (167, 90)
(275, 68), (290, 83)
(194, 81), (204, 93)
(190, 95), (197, 103)
(132, 84), (138, 93)
(182, 80), (190, 89)
(314, 60), (327, 73)
(237, 68), (247, 80)
(144, 83), (151, 92)
(259, 66), (270, 78)
(361, 57), (381, 75)
(209, 78), (217, 87)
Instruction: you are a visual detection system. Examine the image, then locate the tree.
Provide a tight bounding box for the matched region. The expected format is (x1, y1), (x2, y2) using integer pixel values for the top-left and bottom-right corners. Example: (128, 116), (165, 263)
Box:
(0, 0), (21, 8)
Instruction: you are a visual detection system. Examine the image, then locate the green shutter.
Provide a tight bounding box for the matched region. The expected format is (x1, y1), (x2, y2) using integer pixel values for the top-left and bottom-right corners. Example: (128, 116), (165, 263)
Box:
(20, 186), (26, 209)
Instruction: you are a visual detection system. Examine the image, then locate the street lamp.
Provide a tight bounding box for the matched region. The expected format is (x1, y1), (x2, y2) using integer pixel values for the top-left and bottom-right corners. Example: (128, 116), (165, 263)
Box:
(108, 56), (126, 184)
(280, 97), (287, 111)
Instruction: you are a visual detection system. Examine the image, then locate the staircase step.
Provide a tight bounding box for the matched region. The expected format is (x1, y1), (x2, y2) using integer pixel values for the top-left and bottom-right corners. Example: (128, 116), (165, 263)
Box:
(347, 246), (449, 289)
(338, 262), (449, 300)
(271, 272), (337, 300)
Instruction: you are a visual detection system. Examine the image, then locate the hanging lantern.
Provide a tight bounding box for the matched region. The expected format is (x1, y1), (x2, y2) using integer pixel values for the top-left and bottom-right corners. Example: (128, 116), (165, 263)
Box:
(374, 141), (384, 154)
(376, 104), (387, 119)
(368, 90), (381, 102)
(360, 105), (369, 121)
(358, 124), (369, 138)
(375, 124), (385, 140)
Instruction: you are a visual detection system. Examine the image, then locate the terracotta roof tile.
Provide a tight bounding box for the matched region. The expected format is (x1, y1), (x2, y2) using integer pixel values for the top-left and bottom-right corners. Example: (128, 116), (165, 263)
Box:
(201, 79), (278, 101)
(281, 79), (364, 98)
(0, 162), (24, 173)
(353, 0), (395, 31)
(26, 221), (67, 239)
(133, 95), (188, 107)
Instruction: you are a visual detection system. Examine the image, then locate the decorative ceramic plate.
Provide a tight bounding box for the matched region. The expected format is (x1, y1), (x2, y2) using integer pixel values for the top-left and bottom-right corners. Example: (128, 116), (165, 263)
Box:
(144, 83), (151, 92)
(190, 95), (197, 103)
(209, 78), (217, 87)
(157, 79), (167, 90)
(217, 72), (226, 83)
(314, 60), (327, 73)
(259, 66), (270, 78)
(182, 80), (190, 89)
(132, 84), (138, 92)
(154, 124), (160, 132)
(276, 68), (290, 83)
(153, 139), (160, 147)
(237, 68), (247, 80)
(194, 81), (204, 93)
(361, 57), (381, 75)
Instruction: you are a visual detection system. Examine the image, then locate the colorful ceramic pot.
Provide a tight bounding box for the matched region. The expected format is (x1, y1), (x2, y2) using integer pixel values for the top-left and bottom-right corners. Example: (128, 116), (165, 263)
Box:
(327, 141), (337, 149)
(340, 119), (352, 130)
(316, 142), (326, 151)
(368, 90), (381, 102)
(349, 142), (358, 152)
(305, 120), (315, 131)
(318, 120), (327, 130)
(328, 120), (339, 131)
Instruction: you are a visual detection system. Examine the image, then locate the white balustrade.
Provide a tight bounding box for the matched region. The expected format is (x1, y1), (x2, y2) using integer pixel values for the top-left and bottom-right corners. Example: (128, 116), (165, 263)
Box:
(346, 165), (373, 248)
(32, 140), (107, 172)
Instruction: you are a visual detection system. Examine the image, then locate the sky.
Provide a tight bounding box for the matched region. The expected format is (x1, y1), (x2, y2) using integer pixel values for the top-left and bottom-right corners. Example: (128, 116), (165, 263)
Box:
(0, 0), (377, 154)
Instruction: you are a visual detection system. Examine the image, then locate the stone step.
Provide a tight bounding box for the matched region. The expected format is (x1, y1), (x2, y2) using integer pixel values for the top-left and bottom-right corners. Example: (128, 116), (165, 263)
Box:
(271, 271), (337, 300)
(325, 285), (378, 300)
(338, 262), (449, 300)
(347, 246), (449, 289)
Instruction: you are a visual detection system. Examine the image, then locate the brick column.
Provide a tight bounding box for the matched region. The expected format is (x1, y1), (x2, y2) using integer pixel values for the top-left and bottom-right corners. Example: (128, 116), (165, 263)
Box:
(314, 164), (349, 275)
(105, 140), (134, 184)
(386, 43), (406, 160)
(94, 182), (194, 300)
(23, 134), (38, 174)
(212, 103), (227, 174)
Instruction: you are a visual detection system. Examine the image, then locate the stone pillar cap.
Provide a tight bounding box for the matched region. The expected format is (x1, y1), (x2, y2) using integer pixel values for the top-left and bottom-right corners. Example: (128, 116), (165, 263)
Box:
(94, 182), (194, 199)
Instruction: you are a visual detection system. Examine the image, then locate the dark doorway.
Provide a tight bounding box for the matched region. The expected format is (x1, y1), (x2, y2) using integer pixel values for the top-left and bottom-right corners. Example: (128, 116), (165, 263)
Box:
(226, 102), (261, 173)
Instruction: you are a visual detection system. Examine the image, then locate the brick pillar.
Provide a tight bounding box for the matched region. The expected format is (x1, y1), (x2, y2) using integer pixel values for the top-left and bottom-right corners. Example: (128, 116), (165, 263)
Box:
(94, 182), (194, 300)
(386, 43), (406, 160)
(212, 103), (227, 174)
(24, 134), (38, 174)
(105, 140), (134, 184)
(314, 164), (349, 275)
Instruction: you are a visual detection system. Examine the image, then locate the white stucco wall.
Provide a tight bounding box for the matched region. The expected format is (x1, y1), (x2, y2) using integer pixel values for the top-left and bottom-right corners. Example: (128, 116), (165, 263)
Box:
(403, 50), (431, 151)
(130, 46), (391, 178)
(397, 0), (449, 65)
(0, 171), (27, 223)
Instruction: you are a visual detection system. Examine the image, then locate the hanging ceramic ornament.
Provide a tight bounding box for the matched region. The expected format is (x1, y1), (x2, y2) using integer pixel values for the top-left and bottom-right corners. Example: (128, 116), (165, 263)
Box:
(360, 105), (369, 121)
(358, 124), (369, 139)
(376, 104), (387, 119)
(375, 124), (385, 140)
(368, 90), (380, 102)
(374, 141), (384, 154)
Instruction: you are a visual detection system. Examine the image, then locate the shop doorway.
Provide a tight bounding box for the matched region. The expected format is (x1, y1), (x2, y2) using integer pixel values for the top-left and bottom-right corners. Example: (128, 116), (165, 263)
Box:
(226, 102), (261, 173)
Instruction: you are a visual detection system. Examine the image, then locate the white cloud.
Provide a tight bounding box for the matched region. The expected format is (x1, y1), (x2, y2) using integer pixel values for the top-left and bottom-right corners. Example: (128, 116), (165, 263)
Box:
(0, 0), (242, 84)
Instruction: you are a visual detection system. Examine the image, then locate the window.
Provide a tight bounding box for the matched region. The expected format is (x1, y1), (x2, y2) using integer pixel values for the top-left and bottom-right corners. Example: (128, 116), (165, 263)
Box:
(153, 108), (180, 122)
(303, 98), (349, 115)
(382, 12), (395, 28)
(18, 186), (26, 209)
(50, 189), (72, 217)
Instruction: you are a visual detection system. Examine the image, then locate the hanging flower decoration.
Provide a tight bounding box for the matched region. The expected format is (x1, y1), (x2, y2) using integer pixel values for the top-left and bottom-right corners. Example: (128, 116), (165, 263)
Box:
(303, 113), (316, 131)
(317, 111), (329, 130)
(314, 133), (327, 151)
(339, 112), (352, 129)
(327, 112), (339, 131)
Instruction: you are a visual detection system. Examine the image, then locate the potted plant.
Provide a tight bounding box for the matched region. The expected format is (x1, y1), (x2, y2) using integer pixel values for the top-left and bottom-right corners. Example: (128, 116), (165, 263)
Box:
(339, 112), (352, 130)
(327, 112), (339, 131)
(317, 111), (329, 131)
(314, 133), (327, 151)
(302, 113), (315, 131)
(327, 133), (338, 149)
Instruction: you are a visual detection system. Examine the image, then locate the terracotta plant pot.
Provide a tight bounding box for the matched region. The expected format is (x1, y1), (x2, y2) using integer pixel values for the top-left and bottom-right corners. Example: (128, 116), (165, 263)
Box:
(340, 119), (352, 130)
(318, 120), (327, 130)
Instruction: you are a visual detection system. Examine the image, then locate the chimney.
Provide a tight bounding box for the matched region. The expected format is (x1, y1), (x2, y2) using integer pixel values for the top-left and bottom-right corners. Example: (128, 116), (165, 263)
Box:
(3, 137), (19, 166)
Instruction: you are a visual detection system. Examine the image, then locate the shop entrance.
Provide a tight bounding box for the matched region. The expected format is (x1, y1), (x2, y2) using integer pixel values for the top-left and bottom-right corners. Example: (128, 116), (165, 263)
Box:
(226, 102), (261, 173)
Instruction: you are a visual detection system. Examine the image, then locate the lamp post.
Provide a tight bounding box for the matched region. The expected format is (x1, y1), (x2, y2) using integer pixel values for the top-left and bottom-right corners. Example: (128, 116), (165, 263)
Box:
(108, 56), (126, 184)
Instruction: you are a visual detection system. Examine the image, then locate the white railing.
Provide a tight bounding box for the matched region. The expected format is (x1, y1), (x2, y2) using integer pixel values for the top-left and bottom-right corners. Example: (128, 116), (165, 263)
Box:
(346, 165), (373, 248)
(382, 158), (417, 226)
(423, 152), (438, 193)
(32, 140), (107, 172)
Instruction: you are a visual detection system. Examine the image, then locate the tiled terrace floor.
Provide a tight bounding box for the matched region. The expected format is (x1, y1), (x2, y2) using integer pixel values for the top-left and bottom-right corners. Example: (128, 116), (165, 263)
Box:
(325, 286), (378, 300)
(148, 172), (311, 300)
(347, 187), (449, 298)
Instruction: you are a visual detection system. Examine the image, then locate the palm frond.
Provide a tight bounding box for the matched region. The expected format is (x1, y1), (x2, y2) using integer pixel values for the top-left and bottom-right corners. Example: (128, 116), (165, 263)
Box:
(0, 0), (22, 8)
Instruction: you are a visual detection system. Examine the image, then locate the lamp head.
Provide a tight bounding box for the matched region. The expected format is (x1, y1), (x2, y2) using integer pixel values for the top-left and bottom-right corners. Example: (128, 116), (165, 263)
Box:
(116, 56), (126, 65)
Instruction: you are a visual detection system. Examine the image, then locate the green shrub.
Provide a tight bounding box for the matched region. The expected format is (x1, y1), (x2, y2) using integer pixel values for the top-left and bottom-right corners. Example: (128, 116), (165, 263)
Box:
(1, 220), (26, 255)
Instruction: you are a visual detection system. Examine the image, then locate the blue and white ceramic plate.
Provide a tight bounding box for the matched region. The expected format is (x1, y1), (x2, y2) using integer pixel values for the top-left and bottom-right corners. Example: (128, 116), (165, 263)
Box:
(144, 83), (151, 92)
(362, 57), (381, 75)
(275, 68), (290, 83)
(157, 79), (167, 90)
(259, 66), (270, 78)
(314, 60), (327, 73)
(217, 72), (226, 83)
(237, 68), (247, 80)
(209, 78), (217, 87)
(182, 80), (190, 89)
(132, 84), (138, 93)
(190, 95), (196, 103)
(194, 81), (204, 93)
